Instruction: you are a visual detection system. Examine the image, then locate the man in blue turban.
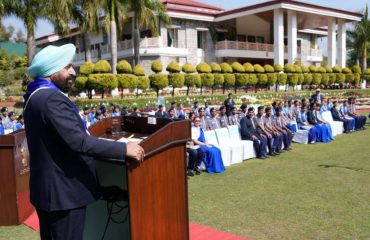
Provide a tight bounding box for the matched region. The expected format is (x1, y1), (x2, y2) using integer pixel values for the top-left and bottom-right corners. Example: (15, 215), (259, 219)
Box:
(23, 44), (145, 240)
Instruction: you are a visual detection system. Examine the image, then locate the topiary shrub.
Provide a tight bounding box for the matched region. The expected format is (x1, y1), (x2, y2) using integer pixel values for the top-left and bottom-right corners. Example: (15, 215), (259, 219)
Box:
(274, 64), (284, 72)
(312, 73), (322, 86)
(220, 62), (233, 73)
(264, 64), (274, 73)
(80, 61), (95, 75)
(149, 74), (168, 96)
(166, 61), (181, 73)
(284, 64), (296, 73)
(317, 67), (326, 73)
(151, 60), (163, 73)
(257, 74), (268, 86)
(224, 73), (236, 87)
(249, 74), (258, 86)
(342, 67), (352, 74)
(93, 60), (111, 73)
(168, 73), (185, 96)
(336, 73), (346, 85)
(332, 66), (342, 73)
(116, 60), (132, 74)
(365, 68), (370, 81)
(278, 73), (287, 86)
(303, 73), (313, 85)
(321, 73), (329, 86)
(294, 65), (302, 73)
(254, 64), (265, 73)
(288, 74), (298, 87)
(351, 65), (362, 74)
(182, 63), (196, 73)
(231, 62), (245, 73)
(88, 74), (117, 98)
(353, 73), (361, 86)
(200, 73), (214, 94)
(75, 76), (88, 91)
(309, 65), (318, 73)
(243, 62), (254, 73)
(297, 73), (304, 85)
(329, 73), (336, 85)
(214, 74), (225, 86)
(210, 62), (222, 73)
(267, 73), (277, 86)
(345, 73), (354, 84)
(116, 74), (138, 89)
(194, 74), (202, 88)
(235, 73), (248, 87)
(13, 67), (28, 80)
(137, 76), (150, 90)
(301, 65), (309, 73)
(184, 74), (200, 95)
(324, 66), (333, 73)
(197, 62), (212, 73)
(133, 65), (145, 76)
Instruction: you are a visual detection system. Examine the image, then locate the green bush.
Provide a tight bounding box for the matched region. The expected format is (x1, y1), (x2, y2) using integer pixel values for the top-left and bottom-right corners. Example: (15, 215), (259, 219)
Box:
(243, 63), (254, 73)
(351, 65), (362, 74)
(200, 73), (214, 87)
(345, 73), (354, 83)
(332, 66), (342, 73)
(166, 61), (181, 73)
(329, 73), (336, 85)
(318, 67), (326, 73)
(182, 63), (196, 73)
(168, 73), (185, 88)
(224, 73), (235, 87)
(257, 74), (268, 86)
(324, 66), (333, 73)
(284, 64), (296, 73)
(137, 76), (150, 90)
(278, 73), (287, 85)
(336, 73), (346, 85)
(235, 73), (248, 86)
(197, 62), (212, 73)
(353, 73), (361, 85)
(210, 62), (221, 73)
(321, 73), (329, 86)
(294, 65), (302, 73)
(301, 65), (309, 73)
(184, 74), (200, 87)
(364, 68), (370, 75)
(220, 62), (233, 73)
(13, 67), (27, 80)
(151, 60), (163, 73)
(312, 73), (322, 85)
(0, 59), (11, 71)
(231, 62), (245, 73)
(116, 74), (138, 89)
(194, 74), (202, 87)
(303, 73), (313, 85)
(274, 64), (284, 72)
(267, 73), (277, 86)
(264, 64), (274, 73)
(80, 61), (95, 75)
(116, 60), (132, 74)
(297, 73), (304, 85)
(254, 64), (265, 73)
(288, 74), (298, 87)
(149, 74), (168, 91)
(249, 74), (258, 86)
(309, 65), (318, 73)
(93, 60), (112, 73)
(88, 74), (117, 90)
(75, 76), (88, 91)
(214, 74), (225, 86)
(133, 65), (145, 76)
(342, 68), (352, 74)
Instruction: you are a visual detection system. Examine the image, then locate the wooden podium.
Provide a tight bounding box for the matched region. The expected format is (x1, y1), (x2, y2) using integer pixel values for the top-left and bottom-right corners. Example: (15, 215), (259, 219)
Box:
(86, 116), (191, 240)
(0, 130), (34, 226)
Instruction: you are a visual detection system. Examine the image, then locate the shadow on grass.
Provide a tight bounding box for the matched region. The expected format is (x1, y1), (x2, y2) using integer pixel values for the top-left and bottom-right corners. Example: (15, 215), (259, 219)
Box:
(318, 164), (370, 172)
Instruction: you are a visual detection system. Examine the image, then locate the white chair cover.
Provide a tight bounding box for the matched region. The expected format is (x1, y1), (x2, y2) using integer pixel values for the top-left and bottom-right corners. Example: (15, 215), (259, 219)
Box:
(227, 125), (256, 160)
(215, 128), (244, 165)
(204, 130), (232, 167)
(321, 111), (344, 136)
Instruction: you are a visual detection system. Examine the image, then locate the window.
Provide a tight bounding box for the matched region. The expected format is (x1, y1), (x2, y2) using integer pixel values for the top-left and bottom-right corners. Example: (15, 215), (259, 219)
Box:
(197, 31), (204, 49)
(247, 36), (256, 42)
(256, 36), (265, 43)
(140, 30), (152, 38)
(167, 28), (178, 47)
(217, 32), (226, 41)
(237, 35), (246, 41)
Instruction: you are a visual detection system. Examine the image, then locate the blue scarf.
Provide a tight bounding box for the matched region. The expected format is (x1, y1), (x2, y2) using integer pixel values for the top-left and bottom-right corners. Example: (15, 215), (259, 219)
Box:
(24, 77), (79, 115)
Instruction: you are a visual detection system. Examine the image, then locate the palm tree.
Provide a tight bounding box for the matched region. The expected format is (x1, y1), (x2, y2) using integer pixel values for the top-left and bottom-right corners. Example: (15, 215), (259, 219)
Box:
(347, 29), (362, 66)
(128, 0), (170, 66)
(354, 5), (370, 71)
(5, 1), (73, 65)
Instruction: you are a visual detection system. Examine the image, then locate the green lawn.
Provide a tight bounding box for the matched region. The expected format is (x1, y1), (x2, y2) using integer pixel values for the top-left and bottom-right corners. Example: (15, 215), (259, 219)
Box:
(1, 119), (370, 240)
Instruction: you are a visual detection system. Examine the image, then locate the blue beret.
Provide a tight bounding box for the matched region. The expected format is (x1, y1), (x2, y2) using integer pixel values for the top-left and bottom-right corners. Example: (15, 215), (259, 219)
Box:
(28, 44), (76, 78)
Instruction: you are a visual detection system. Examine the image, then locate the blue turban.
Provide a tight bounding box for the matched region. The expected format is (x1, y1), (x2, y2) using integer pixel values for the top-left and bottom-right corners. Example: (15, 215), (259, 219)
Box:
(28, 44), (76, 78)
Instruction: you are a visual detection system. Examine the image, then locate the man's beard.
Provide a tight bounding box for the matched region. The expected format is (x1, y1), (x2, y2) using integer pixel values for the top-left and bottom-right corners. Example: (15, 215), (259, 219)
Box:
(60, 76), (76, 93)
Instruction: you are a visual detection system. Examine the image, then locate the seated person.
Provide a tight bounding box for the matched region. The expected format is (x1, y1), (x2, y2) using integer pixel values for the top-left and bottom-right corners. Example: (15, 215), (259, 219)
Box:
(0, 118), (4, 135)
(348, 98), (367, 130)
(198, 107), (209, 130)
(91, 111), (102, 125)
(263, 107), (284, 154)
(315, 103), (334, 141)
(228, 107), (241, 127)
(307, 103), (333, 143)
(273, 108), (293, 151)
(217, 106), (229, 128)
(186, 142), (204, 176)
(129, 107), (141, 117)
(240, 107), (268, 159)
(81, 107), (91, 128)
(155, 105), (168, 118)
(167, 107), (177, 120)
(121, 106), (129, 116)
(339, 100), (355, 132)
(176, 103), (186, 119)
(111, 105), (121, 117)
(239, 104), (248, 120)
(320, 99), (332, 112)
(207, 108), (221, 130)
(191, 117), (225, 173)
(15, 115), (25, 131)
(331, 101), (352, 133)
(297, 105), (317, 143)
(100, 108), (109, 119)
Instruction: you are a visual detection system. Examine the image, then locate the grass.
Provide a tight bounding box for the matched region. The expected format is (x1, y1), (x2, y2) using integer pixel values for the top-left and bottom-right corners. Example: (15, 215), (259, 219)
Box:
(1, 116), (369, 240)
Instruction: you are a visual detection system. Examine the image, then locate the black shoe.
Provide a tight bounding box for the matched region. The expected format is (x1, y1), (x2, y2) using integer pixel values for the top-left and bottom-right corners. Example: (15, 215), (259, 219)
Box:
(284, 147), (292, 151)
(187, 170), (195, 176)
(269, 152), (277, 156)
(277, 150), (284, 154)
(264, 155), (270, 158)
(257, 156), (266, 160)
(273, 151), (280, 155)
(195, 169), (201, 175)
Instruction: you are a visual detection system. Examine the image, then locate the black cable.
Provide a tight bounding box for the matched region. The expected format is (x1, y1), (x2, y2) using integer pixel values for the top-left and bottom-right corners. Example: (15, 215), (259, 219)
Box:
(101, 201), (129, 240)
(101, 202), (113, 240)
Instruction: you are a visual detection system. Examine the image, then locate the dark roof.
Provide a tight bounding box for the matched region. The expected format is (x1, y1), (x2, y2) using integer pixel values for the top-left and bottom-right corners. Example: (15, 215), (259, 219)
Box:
(161, 0), (223, 11)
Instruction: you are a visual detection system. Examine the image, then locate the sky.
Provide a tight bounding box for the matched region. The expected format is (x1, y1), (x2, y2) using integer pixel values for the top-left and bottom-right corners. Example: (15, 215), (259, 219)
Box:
(2, 0), (370, 56)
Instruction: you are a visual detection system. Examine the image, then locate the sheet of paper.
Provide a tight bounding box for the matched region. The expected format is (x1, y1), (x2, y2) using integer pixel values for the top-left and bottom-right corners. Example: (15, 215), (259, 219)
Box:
(117, 137), (143, 143)
(148, 117), (157, 125)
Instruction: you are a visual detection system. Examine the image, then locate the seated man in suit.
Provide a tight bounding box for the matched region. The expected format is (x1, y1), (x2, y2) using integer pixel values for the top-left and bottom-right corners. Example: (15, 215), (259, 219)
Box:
(331, 101), (351, 133)
(191, 101), (199, 116)
(228, 107), (241, 127)
(167, 107), (177, 120)
(24, 44), (144, 240)
(207, 107), (221, 130)
(155, 104), (168, 118)
(186, 142), (204, 176)
(217, 106), (229, 128)
(239, 104), (248, 120)
(129, 107), (142, 117)
(240, 107), (268, 159)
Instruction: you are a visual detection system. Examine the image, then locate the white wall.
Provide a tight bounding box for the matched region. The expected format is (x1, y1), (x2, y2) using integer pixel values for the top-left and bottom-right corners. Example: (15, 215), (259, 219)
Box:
(236, 14), (271, 43)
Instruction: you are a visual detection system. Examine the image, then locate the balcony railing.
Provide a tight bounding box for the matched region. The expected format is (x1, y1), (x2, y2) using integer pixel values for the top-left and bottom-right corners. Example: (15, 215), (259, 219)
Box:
(216, 40), (301, 53)
(310, 48), (322, 57)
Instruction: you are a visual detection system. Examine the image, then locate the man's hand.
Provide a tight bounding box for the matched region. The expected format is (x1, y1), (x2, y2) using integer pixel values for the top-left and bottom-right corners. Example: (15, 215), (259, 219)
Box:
(252, 135), (258, 140)
(126, 141), (145, 163)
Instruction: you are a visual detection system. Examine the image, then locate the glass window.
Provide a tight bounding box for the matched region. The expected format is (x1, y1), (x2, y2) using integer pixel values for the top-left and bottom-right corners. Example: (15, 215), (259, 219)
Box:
(197, 31), (204, 49)
(256, 36), (265, 43)
(247, 36), (256, 42)
(237, 35), (246, 41)
(167, 28), (178, 47)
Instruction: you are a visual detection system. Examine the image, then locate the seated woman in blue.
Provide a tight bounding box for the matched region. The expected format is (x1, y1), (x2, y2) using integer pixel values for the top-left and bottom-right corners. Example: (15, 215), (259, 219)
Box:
(191, 117), (225, 173)
(307, 103), (333, 143)
(297, 105), (317, 143)
(315, 103), (334, 141)
(320, 99), (332, 112)
(0, 118), (4, 135)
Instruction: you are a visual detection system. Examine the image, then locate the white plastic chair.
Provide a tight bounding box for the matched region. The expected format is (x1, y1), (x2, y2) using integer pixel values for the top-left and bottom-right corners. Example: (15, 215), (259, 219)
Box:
(215, 128), (244, 165)
(227, 125), (256, 160)
(203, 130), (232, 167)
(321, 111), (343, 136)
(292, 129), (309, 144)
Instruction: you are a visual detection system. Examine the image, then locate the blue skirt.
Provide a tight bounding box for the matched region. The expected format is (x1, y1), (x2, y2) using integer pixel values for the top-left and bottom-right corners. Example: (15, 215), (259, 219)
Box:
(200, 145), (225, 173)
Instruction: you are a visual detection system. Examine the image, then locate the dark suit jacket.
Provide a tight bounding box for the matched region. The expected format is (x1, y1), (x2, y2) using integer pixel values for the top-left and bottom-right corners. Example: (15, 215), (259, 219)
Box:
(240, 117), (262, 140)
(24, 88), (125, 211)
(311, 93), (325, 103)
(307, 110), (318, 125)
(154, 110), (168, 118)
(330, 107), (341, 121)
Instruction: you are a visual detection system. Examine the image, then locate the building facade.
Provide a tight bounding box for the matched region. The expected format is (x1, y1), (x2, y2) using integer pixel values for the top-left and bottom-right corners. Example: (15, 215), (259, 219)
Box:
(36, 0), (361, 74)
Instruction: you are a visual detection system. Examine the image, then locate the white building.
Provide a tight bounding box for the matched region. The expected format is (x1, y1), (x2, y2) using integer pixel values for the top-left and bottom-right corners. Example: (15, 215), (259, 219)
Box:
(36, 0), (362, 73)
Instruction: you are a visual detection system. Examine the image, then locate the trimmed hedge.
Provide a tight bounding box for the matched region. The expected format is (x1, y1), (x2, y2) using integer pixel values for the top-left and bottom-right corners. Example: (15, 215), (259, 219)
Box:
(168, 73), (185, 88)
(264, 64), (274, 73)
(93, 60), (111, 73)
(75, 76), (88, 90)
(301, 65), (309, 73)
(317, 67), (326, 73)
(88, 73), (117, 89)
(346, 73), (354, 84)
(166, 61), (181, 73)
(284, 64), (295, 73)
(303, 73), (313, 85)
(214, 73), (225, 86)
(321, 73), (329, 85)
(80, 61), (95, 75)
(224, 73), (235, 87)
(243, 63), (254, 73)
(312, 73), (322, 85)
(288, 74), (298, 87)
(254, 64), (265, 73)
(336, 73), (346, 85)
(274, 64), (284, 72)
(220, 62), (233, 73)
(278, 73), (287, 86)
(324, 66), (333, 73)
(149, 74), (168, 91)
(249, 74), (258, 86)
(184, 74), (200, 87)
(197, 62), (212, 73)
(258, 74), (268, 86)
(116, 60), (132, 74)
(267, 73), (277, 86)
(133, 65), (145, 76)
(182, 63), (196, 73)
(151, 60), (163, 73)
(342, 68), (352, 74)
(332, 66), (342, 73)
(351, 65), (362, 74)
(309, 65), (318, 73)
(235, 73), (248, 86)
(231, 62), (245, 73)
(200, 73), (214, 87)
(210, 62), (222, 73)
(116, 74), (138, 89)
(137, 76), (150, 90)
